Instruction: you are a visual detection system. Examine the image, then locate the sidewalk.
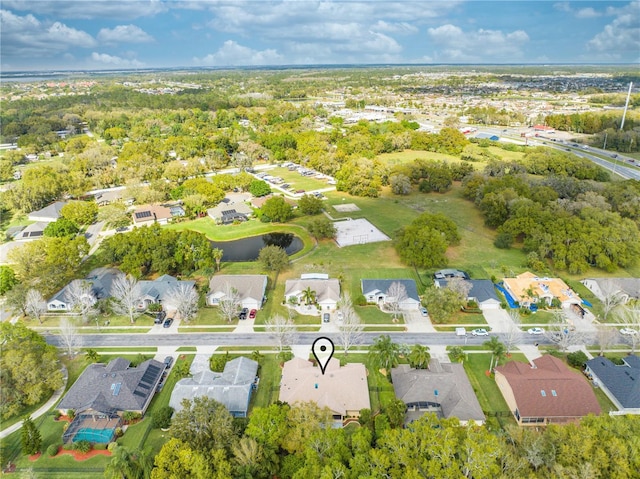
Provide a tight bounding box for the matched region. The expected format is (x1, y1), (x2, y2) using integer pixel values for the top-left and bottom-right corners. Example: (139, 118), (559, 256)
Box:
(0, 366), (68, 439)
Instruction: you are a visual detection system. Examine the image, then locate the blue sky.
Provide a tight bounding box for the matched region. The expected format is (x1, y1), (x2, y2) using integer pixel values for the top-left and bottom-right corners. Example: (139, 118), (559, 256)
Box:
(1, 1), (638, 71)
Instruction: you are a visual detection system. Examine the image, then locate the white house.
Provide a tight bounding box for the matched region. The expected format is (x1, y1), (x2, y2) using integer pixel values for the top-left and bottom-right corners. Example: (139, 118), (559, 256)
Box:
(361, 279), (420, 310)
(207, 275), (268, 310)
(284, 275), (340, 311)
(28, 201), (68, 223)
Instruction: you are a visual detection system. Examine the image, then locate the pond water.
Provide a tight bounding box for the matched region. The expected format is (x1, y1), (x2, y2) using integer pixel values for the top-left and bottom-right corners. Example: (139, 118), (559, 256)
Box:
(210, 232), (303, 262)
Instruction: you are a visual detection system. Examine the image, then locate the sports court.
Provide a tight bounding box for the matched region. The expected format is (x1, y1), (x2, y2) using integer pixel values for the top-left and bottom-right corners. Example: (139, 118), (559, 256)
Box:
(334, 218), (391, 247)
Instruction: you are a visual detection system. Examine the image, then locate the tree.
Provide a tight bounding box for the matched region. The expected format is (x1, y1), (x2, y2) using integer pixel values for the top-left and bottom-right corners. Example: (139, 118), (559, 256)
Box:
(301, 286), (316, 306)
(169, 396), (235, 454)
(20, 417), (42, 456)
(297, 194), (324, 215)
(98, 202), (131, 229)
(43, 217), (80, 238)
(152, 437), (230, 479)
(422, 287), (465, 324)
(61, 200), (98, 226)
(307, 217), (336, 239)
(595, 325), (617, 356)
(390, 174), (411, 195)
(59, 317), (81, 357)
(446, 277), (473, 300)
(484, 336), (507, 370)
(385, 399), (407, 428)
(258, 245), (289, 276)
(336, 293), (364, 356)
(449, 346), (467, 364)
(261, 196), (293, 222)
(66, 280), (98, 324)
(544, 314), (585, 352)
(503, 323), (522, 355)
(4, 283), (29, 317)
(232, 437), (265, 479)
(105, 444), (152, 479)
(249, 180), (271, 197)
(385, 281), (407, 321)
(408, 344), (431, 369)
(166, 284), (199, 322)
(110, 274), (143, 324)
(212, 248), (224, 272)
(368, 335), (400, 376)
(24, 289), (46, 324)
(0, 323), (63, 419)
(265, 314), (297, 353)
(616, 304), (640, 353)
(217, 283), (242, 323)
(0, 266), (17, 295)
(394, 223), (450, 269)
(598, 279), (625, 320)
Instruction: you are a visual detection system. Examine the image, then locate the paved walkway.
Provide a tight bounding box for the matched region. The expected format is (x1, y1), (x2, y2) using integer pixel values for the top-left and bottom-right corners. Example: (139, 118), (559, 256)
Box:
(0, 366), (68, 439)
(516, 344), (543, 365)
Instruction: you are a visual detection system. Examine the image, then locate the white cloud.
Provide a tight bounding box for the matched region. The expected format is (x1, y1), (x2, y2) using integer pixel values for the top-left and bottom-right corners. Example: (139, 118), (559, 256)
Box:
(90, 52), (144, 67)
(427, 24), (529, 62)
(587, 9), (640, 54)
(576, 7), (601, 19)
(553, 2), (571, 12)
(370, 20), (418, 35)
(2, 0), (167, 19)
(0, 9), (96, 57)
(193, 40), (284, 66)
(97, 25), (154, 44)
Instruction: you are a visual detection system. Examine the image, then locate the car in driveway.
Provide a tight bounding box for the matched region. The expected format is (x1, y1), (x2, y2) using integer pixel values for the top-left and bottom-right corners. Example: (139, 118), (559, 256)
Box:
(164, 356), (174, 368)
(249, 309), (257, 319)
(238, 308), (249, 320)
(162, 318), (173, 328)
(420, 307), (428, 317)
(527, 327), (544, 335)
(620, 328), (638, 336)
(154, 310), (167, 324)
(471, 328), (489, 336)
(322, 313), (330, 323)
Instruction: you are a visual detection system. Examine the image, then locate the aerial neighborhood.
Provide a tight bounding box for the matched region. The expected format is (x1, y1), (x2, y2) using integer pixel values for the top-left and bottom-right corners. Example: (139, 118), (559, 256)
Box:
(1, 63), (639, 478)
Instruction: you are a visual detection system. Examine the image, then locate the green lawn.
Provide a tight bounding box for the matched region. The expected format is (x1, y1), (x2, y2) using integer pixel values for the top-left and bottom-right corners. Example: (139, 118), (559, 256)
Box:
(265, 166), (333, 192)
(250, 354), (282, 410)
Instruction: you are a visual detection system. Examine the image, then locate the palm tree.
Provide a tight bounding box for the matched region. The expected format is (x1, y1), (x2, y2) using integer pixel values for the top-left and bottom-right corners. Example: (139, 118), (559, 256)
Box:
(212, 248), (223, 272)
(408, 344), (431, 369)
(449, 346), (467, 365)
(301, 286), (316, 306)
(232, 437), (263, 479)
(484, 336), (507, 370)
(368, 335), (400, 377)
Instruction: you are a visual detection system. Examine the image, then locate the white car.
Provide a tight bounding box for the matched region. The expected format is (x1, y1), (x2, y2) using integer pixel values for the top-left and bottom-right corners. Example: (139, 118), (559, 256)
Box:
(620, 328), (638, 336)
(471, 328), (489, 336)
(420, 307), (428, 317)
(527, 327), (544, 335)
(336, 311), (343, 321)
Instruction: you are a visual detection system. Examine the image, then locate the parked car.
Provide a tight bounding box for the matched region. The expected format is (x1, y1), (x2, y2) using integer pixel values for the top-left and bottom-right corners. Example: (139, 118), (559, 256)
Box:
(420, 307), (428, 317)
(336, 311), (343, 321)
(527, 327), (544, 335)
(471, 328), (489, 336)
(154, 310), (167, 324)
(323, 313), (330, 323)
(249, 309), (257, 319)
(238, 308), (249, 320)
(163, 318), (173, 328)
(620, 328), (638, 336)
(164, 356), (174, 368)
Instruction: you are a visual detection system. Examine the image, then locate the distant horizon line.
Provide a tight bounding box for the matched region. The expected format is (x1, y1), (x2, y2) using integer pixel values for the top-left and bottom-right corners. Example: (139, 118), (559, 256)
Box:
(2, 62), (639, 77)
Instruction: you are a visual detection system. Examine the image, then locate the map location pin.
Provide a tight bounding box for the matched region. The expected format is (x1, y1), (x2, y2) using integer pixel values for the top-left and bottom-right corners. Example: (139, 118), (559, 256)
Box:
(312, 337), (335, 375)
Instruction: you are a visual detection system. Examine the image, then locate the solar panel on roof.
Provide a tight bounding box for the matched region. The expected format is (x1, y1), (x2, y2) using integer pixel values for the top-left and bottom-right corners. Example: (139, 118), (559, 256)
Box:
(133, 390), (146, 398)
(135, 211), (153, 219)
(30, 231), (44, 237)
(221, 209), (237, 216)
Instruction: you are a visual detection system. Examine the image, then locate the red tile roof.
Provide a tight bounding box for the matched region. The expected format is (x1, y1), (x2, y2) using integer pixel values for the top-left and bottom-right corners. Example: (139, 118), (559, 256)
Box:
(496, 355), (600, 420)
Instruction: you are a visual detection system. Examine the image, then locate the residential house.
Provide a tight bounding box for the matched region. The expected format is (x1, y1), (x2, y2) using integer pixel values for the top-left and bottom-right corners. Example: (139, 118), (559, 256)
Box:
(93, 189), (124, 206)
(207, 193), (253, 224)
(361, 279), (420, 310)
(14, 222), (48, 241)
(585, 355), (640, 414)
(495, 355), (601, 425)
(58, 357), (164, 443)
(279, 357), (370, 422)
(27, 201), (68, 222)
(435, 279), (501, 310)
(285, 274), (341, 311)
(433, 269), (470, 280)
(503, 272), (582, 309)
(132, 204), (173, 226)
(581, 278), (640, 305)
(47, 267), (120, 311)
(137, 275), (196, 311)
(391, 360), (485, 425)
(207, 275), (268, 310)
(169, 357), (259, 417)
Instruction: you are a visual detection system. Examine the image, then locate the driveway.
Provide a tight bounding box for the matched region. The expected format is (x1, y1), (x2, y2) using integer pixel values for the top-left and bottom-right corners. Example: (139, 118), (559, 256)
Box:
(403, 310), (436, 333)
(482, 309), (517, 333)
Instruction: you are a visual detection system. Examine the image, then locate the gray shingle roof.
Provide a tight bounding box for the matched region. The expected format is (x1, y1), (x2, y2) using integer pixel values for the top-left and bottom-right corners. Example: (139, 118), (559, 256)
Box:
(361, 279), (419, 302)
(169, 357), (258, 416)
(391, 361), (485, 423)
(437, 279), (499, 303)
(208, 275), (268, 303)
(586, 355), (640, 409)
(27, 201), (68, 221)
(58, 358), (164, 414)
(139, 275), (195, 302)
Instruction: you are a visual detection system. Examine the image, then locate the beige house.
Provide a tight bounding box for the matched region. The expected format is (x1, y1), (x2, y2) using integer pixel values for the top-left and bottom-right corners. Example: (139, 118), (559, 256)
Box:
(279, 357), (369, 421)
(284, 275), (341, 311)
(207, 275), (268, 310)
(132, 204), (173, 226)
(503, 272), (582, 308)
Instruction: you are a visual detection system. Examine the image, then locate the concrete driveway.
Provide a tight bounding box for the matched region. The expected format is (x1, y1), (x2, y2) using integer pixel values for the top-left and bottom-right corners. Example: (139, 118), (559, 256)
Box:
(482, 309), (517, 333)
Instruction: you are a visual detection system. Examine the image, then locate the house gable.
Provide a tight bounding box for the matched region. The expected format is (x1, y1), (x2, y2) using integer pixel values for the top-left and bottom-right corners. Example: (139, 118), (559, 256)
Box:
(585, 355), (640, 413)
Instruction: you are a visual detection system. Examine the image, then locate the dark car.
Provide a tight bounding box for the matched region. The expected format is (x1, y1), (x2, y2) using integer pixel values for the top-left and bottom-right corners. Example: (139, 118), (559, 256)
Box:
(322, 313), (330, 323)
(164, 356), (174, 368)
(163, 318), (174, 328)
(238, 308), (249, 320)
(154, 311), (167, 324)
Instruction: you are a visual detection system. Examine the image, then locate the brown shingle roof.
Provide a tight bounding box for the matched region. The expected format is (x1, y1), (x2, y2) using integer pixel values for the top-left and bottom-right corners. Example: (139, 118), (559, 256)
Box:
(496, 355), (600, 419)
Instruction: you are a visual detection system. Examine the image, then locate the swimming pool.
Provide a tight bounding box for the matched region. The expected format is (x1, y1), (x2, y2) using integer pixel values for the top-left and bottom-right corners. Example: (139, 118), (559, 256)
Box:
(72, 427), (115, 443)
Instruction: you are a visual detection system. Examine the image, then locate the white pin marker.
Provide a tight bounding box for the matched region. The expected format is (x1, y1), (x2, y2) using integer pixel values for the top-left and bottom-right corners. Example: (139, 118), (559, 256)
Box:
(312, 337), (335, 375)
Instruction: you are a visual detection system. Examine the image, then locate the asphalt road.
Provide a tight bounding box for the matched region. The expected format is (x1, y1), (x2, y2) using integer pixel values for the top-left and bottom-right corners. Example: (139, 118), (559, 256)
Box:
(44, 331), (559, 349)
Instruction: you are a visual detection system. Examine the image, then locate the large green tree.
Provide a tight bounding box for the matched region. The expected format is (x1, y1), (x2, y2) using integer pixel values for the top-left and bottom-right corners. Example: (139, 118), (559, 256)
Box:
(20, 416), (41, 456)
(261, 196), (293, 222)
(368, 335), (400, 376)
(60, 200), (98, 226)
